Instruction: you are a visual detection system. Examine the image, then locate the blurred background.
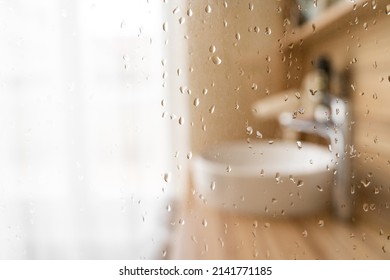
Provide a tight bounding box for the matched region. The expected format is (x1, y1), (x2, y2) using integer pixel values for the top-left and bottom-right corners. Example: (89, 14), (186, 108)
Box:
(0, 0), (389, 259)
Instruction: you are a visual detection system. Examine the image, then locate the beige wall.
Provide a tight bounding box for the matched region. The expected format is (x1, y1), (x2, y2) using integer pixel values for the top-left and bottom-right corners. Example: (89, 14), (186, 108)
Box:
(186, 0), (285, 153)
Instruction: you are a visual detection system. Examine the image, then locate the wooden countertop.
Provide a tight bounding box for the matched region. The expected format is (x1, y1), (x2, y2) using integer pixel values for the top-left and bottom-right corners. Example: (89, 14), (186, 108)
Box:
(168, 194), (390, 260)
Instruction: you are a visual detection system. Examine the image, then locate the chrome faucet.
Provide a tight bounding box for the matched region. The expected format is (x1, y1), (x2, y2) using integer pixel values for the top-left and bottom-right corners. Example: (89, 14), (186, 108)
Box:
(279, 96), (353, 220)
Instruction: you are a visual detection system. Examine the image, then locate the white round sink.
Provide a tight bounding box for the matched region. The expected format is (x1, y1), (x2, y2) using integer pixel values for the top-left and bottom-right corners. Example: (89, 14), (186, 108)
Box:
(192, 140), (335, 216)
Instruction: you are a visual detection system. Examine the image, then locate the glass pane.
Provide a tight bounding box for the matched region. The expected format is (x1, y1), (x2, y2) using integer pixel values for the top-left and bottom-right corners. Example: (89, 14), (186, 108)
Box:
(1, 0), (389, 260)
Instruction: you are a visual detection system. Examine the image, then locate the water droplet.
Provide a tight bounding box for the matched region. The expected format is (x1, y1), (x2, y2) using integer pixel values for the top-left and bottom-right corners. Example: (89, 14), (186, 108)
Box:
(205, 5), (212, 13)
(318, 219), (324, 227)
(203, 88), (208, 95)
(246, 126), (253, 135)
(271, 198), (278, 203)
(191, 235), (198, 244)
(163, 172), (171, 183)
(296, 141), (302, 149)
(178, 116), (184, 125)
(302, 230), (308, 237)
(363, 203), (369, 212)
(193, 97), (200, 107)
(162, 250), (167, 257)
(122, 54), (129, 62)
(386, 4), (390, 15)
(235, 32), (241, 40)
(249, 3), (254, 11)
(363, 22), (368, 30)
(256, 131), (263, 139)
(361, 180), (370, 188)
(265, 27), (272, 35)
(179, 219), (185, 225)
(251, 83), (258, 90)
(275, 172), (281, 183)
(297, 180), (304, 187)
(162, 72), (168, 79)
(209, 105), (215, 114)
(264, 222), (271, 229)
(162, 22), (168, 32)
(226, 165), (232, 173)
(202, 219), (208, 227)
(211, 55), (222, 65)
(173, 7), (180, 14)
(295, 91), (301, 99)
(253, 220), (258, 228)
(260, 169), (264, 177)
(316, 185), (323, 192)
(210, 181), (216, 191)
(179, 17), (185, 24)
(187, 8), (193, 17)
(209, 45), (216, 53)
(166, 204), (172, 212)
(119, 20), (127, 29)
(187, 152), (192, 159)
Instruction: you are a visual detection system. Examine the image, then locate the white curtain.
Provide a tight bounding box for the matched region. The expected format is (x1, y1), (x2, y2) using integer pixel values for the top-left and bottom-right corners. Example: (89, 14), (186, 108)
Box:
(0, 0), (174, 259)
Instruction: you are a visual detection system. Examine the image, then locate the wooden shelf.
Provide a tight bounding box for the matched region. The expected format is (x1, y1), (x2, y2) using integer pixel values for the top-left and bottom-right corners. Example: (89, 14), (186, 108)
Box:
(284, 0), (389, 47)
